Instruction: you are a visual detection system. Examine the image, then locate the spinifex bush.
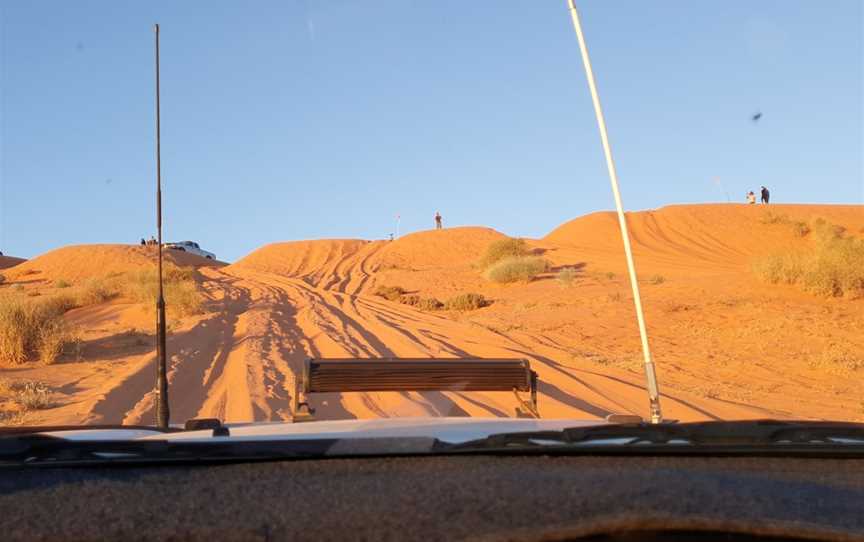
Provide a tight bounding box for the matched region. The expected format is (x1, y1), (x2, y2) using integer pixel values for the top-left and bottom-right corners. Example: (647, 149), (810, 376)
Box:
(444, 293), (488, 311)
(124, 265), (203, 316)
(484, 256), (549, 284)
(556, 267), (578, 287)
(14, 381), (53, 410)
(0, 295), (74, 365)
(754, 220), (864, 298)
(478, 238), (531, 269)
(372, 285), (406, 302)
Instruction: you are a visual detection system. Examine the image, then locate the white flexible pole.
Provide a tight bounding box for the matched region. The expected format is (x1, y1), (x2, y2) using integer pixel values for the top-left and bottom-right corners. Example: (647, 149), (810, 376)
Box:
(566, 0), (663, 424)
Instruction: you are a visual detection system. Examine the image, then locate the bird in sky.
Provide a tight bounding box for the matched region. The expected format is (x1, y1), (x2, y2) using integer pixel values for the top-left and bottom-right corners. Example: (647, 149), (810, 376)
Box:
(752, 112), (763, 123)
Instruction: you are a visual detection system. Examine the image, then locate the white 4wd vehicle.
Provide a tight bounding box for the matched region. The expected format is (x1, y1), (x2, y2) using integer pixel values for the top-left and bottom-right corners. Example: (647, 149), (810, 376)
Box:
(165, 241), (215, 260)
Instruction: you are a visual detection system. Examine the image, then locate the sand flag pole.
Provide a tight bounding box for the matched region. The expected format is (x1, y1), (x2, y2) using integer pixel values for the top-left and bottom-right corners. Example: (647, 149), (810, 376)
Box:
(565, 1), (663, 424)
(154, 23), (170, 428)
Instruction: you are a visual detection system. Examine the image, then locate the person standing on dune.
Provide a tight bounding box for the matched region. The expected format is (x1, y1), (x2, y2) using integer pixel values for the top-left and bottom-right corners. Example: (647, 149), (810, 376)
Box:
(434, 211), (443, 230)
(746, 191), (756, 204)
(760, 186), (770, 204)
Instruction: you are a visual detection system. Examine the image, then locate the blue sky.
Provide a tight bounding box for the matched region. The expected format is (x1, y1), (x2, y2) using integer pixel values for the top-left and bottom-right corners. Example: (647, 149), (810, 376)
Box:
(0, 1), (861, 261)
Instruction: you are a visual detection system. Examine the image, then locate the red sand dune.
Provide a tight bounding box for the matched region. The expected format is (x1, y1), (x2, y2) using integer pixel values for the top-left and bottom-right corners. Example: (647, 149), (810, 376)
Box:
(2, 204), (863, 427)
(545, 203), (864, 273)
(2, 244), (223, 284)
(230, 227), (507, 295)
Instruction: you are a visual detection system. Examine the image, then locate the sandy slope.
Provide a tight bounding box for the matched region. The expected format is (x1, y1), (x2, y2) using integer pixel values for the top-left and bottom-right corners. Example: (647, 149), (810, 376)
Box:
(546, 204), (864, 272)
(3, 204), (863, 426)
(2, 244), (222, 284)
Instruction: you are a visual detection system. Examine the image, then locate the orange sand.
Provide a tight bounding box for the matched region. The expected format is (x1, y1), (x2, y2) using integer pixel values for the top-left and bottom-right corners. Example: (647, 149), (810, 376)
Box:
(2, 204), (862, 426)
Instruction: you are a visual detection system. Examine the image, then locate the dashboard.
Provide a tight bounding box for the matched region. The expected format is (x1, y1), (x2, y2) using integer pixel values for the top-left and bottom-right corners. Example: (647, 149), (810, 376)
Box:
(1, 454), (862, 541)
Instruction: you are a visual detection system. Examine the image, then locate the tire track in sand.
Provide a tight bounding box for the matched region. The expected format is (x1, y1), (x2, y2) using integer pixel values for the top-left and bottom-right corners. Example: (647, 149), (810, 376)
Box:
(87, 259), (784, 425)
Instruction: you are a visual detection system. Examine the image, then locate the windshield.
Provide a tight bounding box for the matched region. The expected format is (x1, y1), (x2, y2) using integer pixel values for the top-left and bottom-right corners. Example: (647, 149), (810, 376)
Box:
(0, 1), (861, 434)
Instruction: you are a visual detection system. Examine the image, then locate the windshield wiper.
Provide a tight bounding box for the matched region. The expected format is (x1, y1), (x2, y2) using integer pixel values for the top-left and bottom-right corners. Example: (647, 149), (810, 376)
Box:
(4, 420), (863, 466)
(447, 420), (864, 456)
(0, 434), (347, 467)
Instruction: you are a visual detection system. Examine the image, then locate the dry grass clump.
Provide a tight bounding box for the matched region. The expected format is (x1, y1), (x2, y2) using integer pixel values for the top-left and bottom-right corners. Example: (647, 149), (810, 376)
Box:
(0, 274), (6, 285)
(791, 221), (811, 237)
(810, 217), (846, 241)
(123, 266), (203, 316)
(801, 240), (864, 297)
(556, 267), (578, 287)
(754, 219), (864, 298)
(416, 298), (444, 311)
(808, 344), (864, 374)
(57, 266), (199, 314)
(753, 252), (808, 284)
(759, 212), (789, 225)
(13, 381), (52, 410)
(484, 256), (549, 284)
(444, 293), (488, 311)
(37, 319), (75, 364)
(0, 379), (53, 410)
(399, 294), (420, 306)
(372, 285), (406, 302)
(74, 277), (115, 306)
(0, 264), (202, 365)
(0, 295), (76, 365)
(479, 237), (549, 284)
(649, 274), (666, 285)
(477, 238), (531, 269)
(0, 411), (26, 425)
(576, 351), (642, 372)
(373, 287), (446, 311)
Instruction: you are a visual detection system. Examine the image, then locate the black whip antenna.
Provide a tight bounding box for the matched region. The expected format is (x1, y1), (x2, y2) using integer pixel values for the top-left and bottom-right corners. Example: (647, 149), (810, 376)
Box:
(153, 23), (170, 428)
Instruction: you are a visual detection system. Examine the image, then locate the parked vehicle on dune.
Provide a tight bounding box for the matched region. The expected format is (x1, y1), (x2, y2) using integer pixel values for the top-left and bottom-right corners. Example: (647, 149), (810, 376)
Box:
(165, 241), (215, 260)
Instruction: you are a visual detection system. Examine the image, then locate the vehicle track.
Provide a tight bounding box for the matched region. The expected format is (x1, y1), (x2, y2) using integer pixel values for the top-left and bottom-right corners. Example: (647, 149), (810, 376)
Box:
(96, 264), (777, 425)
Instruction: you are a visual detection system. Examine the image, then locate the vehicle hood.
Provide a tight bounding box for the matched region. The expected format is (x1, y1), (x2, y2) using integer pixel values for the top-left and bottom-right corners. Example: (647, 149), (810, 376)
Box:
(37, 417), (610, 444)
